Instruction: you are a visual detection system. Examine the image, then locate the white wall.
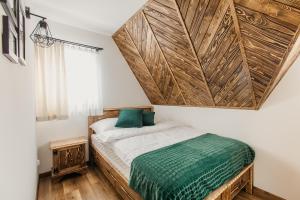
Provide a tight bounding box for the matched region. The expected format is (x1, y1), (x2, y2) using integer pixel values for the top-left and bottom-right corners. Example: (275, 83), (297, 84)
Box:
(0, 8), (38, 200)
(25, 4), (300, 200)
(32, 20), (150, 173)
(154, 56), (300, 200)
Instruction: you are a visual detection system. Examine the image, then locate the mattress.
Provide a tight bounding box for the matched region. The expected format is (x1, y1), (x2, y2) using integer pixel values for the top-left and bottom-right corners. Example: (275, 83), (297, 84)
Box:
(92, 134), (131, 180)
(91, 129), (241, 200)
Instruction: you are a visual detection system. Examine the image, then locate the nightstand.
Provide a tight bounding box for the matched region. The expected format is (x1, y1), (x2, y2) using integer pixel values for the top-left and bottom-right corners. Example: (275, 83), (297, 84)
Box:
(50, 137), (88, 180)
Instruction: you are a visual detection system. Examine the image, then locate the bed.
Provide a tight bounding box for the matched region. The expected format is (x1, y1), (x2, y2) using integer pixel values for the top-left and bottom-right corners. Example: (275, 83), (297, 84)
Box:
(88, 106), (254, 200)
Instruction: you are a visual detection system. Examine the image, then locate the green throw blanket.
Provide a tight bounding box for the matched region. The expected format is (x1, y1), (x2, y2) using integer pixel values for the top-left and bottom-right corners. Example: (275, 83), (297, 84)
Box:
(129, 133), (255, 200)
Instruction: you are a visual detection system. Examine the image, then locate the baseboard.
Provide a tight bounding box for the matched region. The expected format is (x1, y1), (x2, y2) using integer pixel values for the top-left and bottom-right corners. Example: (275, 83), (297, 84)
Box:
(39, 171), (51, 178)
(253, 186), (286, 200)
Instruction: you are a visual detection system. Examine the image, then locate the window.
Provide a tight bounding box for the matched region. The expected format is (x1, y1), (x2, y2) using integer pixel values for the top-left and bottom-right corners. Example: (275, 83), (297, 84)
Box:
(65, 47), (102, 116)
(35, 43), (103, 121)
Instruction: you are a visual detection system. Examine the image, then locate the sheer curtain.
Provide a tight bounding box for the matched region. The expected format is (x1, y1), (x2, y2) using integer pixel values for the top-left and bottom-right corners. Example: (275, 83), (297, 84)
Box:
(35, 43), (103, 121)
(64, 46), (103, 116)
(35, 42), (68, 121)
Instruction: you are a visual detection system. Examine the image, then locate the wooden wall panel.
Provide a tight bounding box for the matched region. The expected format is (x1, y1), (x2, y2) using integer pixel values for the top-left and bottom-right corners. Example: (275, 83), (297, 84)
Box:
(143, 0), (215, 106)
(113, 0), (300, 109)
(125, 12), (185, 105)
(177, 1), (255, 108)
(274, 0), (300, 9)
(234, 0), (300, 106)
(113, 28), (166, 105)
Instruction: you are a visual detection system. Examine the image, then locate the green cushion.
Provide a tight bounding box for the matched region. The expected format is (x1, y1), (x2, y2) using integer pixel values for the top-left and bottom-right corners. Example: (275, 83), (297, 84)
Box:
(143, 111), (155, 126)
(115, 109), (143, 128)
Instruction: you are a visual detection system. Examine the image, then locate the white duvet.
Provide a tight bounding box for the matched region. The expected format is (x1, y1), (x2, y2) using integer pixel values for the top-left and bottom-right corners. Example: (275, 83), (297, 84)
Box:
(93, 121), (204, 166)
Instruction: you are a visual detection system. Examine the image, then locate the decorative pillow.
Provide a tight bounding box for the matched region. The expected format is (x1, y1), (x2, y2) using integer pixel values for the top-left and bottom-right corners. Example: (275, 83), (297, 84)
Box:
(115, 109), (143, 128)
(90, 118), (118, 133)
(143, 111), (155, 126)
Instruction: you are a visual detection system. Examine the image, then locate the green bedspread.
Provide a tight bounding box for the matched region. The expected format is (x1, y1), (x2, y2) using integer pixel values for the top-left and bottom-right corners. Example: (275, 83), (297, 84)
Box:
(129, 133), (255, 200)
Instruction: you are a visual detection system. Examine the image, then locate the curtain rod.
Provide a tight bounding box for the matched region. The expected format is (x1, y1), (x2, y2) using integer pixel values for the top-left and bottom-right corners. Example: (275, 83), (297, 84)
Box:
(33, 34), (104, 52)
(50, 36), (104, 51)
(26, 7), (104, 52)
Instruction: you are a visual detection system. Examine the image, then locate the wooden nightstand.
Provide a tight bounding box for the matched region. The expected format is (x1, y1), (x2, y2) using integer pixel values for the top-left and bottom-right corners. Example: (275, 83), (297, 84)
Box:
(50, 137), (88, 180)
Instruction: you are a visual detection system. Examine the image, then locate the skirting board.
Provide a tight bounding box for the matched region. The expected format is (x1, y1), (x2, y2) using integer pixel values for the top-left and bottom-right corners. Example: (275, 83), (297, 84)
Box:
(253, 187), (285, 200)
(38, 170), (285, 200)
(39, 171), (52, 178)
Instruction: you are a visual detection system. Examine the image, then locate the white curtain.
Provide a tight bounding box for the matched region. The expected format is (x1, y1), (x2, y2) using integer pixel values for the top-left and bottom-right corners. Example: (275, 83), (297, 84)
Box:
(35, 43), (103, 121)
(64, 46), (103, 116)
(35, 42), (68, 121)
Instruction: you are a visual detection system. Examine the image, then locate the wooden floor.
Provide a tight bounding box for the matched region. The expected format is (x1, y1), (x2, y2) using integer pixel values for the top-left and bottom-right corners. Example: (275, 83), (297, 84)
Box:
(37, 167), (267, 200)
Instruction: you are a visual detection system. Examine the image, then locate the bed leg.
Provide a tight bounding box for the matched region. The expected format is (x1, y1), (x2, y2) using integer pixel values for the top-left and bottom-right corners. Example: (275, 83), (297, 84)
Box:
(245, 165), (254, 195)
(89, 146), (95, 167)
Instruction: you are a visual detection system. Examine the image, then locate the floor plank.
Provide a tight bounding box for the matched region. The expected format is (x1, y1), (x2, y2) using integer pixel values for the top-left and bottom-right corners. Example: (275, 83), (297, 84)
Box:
(38, 167), (120, 200)
(37, 167), (269, 200)
(235, 192), (264, 200)
(65, 189), (82, 200)
(51, 181), (65, 200)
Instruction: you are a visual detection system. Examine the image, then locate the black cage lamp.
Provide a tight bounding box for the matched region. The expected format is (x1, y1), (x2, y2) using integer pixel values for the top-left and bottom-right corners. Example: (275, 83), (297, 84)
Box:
(26, 7), (54, 48)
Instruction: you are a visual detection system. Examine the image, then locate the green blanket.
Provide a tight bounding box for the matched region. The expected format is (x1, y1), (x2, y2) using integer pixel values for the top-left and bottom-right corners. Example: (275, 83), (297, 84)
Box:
(129, 133), (255, 200)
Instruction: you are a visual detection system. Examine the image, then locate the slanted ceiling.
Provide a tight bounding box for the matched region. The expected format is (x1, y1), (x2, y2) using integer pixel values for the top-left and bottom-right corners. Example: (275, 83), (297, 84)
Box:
(113, 0), (300, 109)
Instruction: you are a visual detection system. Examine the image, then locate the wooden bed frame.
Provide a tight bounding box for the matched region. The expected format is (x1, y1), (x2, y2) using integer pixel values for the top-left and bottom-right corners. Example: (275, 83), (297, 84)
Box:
(88, 106), (254, 200)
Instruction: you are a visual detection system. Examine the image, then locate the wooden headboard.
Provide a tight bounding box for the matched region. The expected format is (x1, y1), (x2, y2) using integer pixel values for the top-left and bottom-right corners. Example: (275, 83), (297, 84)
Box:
(88, 106), (153, 145)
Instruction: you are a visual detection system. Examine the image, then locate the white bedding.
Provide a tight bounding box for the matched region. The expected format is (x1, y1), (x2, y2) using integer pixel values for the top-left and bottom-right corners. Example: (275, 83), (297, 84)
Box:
(112, 126), (203, 166)
(93, 121), (182, 143)
(91, 135), (131, 179)
(91, 123), (232, 200)
(93, 121), (204, 166)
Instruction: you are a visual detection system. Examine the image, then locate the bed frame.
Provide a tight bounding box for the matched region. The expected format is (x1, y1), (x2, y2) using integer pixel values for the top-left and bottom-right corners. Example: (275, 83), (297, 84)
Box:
(88, 106), (254, 200)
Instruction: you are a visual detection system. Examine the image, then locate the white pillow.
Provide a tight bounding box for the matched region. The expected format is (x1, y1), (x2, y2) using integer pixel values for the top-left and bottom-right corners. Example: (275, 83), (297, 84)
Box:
(90, 118), (118, 134)
(94, 121), (182, 143)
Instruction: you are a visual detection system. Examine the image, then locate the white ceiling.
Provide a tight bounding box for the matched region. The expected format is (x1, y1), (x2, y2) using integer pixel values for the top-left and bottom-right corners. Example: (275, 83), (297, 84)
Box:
(24, 0), (147, 35)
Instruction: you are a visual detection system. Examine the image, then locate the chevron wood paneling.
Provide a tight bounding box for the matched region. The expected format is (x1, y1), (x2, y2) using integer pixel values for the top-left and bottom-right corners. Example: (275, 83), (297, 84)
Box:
(234, 0), (300, 106)
(125, 12), (185, 105)
(176, 1), (255, 108)
(143, 0), (215, 106)
(113, 28), (166, 105)
(113, 0), (300, 109)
